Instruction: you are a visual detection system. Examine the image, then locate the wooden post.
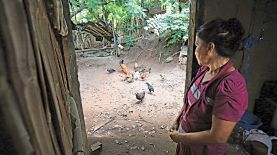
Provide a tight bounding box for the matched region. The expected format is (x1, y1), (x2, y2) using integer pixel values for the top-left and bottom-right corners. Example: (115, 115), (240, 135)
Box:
(185, 0), (204, 93)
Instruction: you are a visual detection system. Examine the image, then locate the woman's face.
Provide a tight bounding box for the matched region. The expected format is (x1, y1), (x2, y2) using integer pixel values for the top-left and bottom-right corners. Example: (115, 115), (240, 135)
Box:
(194, 36), (211, 66)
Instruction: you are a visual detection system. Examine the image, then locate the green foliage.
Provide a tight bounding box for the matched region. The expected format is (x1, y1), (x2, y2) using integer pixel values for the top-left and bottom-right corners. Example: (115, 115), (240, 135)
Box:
(145, 2), (190, 47)
(70, 0), (190, 48)
(125, 35), (137, 48)
(160, 0), (175, 8)
(124, 0), (146, 18)
(106, 3), (126, 21)
(144, 0), (160, 9)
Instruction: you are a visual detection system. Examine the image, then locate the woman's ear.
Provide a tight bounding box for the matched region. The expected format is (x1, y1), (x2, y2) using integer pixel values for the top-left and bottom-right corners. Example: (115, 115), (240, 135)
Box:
(207, 42), (215, 51)
(207, 42), (216, 56)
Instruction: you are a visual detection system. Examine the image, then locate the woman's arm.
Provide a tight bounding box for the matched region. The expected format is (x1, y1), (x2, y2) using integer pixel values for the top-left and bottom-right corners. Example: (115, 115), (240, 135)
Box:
(170, 106), (184, 131)
(169, 115), (236, 144)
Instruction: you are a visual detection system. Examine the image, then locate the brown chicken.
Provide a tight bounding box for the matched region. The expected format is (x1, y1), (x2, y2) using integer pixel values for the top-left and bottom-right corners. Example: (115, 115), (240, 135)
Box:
(140, 71), (149, 80)
(124, 72), (134, 81)
(140, 67), (151, 80)
(120, 64), (129, 75)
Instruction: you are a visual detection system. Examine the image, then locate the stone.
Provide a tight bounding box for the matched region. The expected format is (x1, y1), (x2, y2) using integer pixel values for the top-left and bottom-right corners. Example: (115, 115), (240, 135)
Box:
(160, 125), (166, 129)
(130, 146), (138, 150)
(165, 56), (173, 63)
(90, 142), (102, 152)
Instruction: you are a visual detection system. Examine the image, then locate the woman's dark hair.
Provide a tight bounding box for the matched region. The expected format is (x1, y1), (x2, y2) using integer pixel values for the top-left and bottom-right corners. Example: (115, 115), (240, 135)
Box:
(197, 18), (245, 57)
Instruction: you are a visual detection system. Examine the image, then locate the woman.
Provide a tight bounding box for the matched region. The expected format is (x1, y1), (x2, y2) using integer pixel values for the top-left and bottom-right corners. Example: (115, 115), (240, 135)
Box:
(169, 18), (248, 155)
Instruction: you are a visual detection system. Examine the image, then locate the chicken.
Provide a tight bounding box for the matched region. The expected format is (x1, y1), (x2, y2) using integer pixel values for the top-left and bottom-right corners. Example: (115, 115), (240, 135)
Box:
(140, 67), (151, 80)
(120, 63), (129, 74)
(160, 73), (165, 80)
(127, 77), (134, 83)
(134, 62), (139, 69)
(135, 66), (144, 73)
(119, 59), (128, 74)
(140, 71), (149, 80)
(107, 68), (116, 73)
(136, 91), (145, 101)
(119, 59), (124, 65)
(124, 72), (133, 81)
(146, 82), (154, 93)
(134, 62), (145, 73)
(133, 71), (140, 80)
(145, 67), (151, 73)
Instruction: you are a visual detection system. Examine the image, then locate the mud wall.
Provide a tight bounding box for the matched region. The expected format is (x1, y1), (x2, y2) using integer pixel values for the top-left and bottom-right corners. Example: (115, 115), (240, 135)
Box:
(199, 0), (277, 111)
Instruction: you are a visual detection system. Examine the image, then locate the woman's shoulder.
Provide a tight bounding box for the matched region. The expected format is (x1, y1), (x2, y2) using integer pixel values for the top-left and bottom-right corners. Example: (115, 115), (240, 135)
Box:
(218, 70), (247, 93)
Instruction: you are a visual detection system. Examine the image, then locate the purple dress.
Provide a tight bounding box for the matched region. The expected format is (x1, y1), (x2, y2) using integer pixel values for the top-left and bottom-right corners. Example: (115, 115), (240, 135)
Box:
(176, 61), (248, 155)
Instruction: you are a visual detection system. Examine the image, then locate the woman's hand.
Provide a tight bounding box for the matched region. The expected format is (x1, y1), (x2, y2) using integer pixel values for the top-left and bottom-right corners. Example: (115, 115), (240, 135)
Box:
(169, 130), (184, 143)
(169, 121), (179, 132)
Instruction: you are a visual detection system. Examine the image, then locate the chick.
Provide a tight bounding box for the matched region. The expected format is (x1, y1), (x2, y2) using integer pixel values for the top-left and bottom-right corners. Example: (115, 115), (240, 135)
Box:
(145, 67), (151, 73)
(107, 68), (116, 73)
(146, 82), (154, 93)
(136, 91), (145, 101)
(160, 73), (165, 80)
(134, 62), (139, 69)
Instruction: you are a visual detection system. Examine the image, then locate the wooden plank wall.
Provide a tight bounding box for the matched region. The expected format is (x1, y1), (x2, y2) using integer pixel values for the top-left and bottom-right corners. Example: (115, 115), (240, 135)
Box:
(0, 0), (87, 154)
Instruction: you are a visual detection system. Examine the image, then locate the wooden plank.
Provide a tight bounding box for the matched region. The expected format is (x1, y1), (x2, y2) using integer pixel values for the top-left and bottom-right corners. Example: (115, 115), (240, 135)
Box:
(24, 0), (73, 154)
(35, 13), (72, 155)
(0, 0), (58, 154)
(75, 47), (114, 53)
(36, 48), (63, 155)
(49, 23), (74, 149)
(61, 0), (88, 153)
(0, 32), (34, 155)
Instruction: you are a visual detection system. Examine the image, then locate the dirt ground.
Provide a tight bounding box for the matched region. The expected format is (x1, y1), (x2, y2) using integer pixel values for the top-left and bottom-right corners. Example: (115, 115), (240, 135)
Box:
(77, 51), (186, 155)
(76, 35), (185, 155)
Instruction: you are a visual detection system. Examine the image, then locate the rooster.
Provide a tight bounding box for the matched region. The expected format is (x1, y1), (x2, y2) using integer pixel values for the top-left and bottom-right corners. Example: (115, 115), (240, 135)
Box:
(119, 59), (128, 75)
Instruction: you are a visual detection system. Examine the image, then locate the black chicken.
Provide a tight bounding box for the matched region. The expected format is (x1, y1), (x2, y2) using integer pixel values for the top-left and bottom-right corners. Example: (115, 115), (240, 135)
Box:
(119, 59), (124, 65)
(146, 82), (154, 93)
(107, 68), (116, 73)
(136, 91), (145, 101)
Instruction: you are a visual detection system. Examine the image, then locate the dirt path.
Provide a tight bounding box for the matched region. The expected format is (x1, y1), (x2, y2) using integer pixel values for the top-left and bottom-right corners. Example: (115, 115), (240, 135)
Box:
(77, 55), (186, 155)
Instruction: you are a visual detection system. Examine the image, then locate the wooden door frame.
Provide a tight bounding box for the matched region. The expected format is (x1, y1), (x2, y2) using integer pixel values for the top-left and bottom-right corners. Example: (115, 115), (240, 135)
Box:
(185, 0), (205, 92)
